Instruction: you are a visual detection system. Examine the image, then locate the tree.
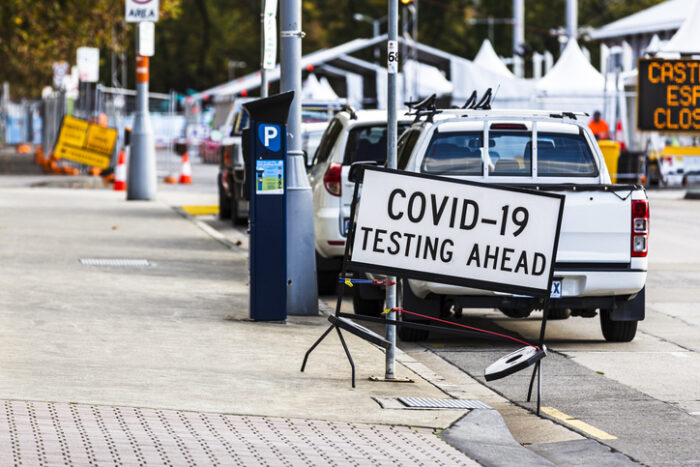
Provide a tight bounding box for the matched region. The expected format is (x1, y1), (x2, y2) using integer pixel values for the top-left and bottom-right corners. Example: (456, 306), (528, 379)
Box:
(0, 0), (181, 98)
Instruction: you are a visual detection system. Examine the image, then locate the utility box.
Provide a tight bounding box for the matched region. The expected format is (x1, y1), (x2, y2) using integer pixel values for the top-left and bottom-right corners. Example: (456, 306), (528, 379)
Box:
(243, 92), (294, 321)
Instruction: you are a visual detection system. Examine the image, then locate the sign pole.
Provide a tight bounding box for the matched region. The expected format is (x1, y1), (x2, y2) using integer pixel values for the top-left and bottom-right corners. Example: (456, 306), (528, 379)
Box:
(125, 1), (158, 201)
(127, 54), (157, 200)
(385, 0), (399, 380)
(280, 0), (318, 315)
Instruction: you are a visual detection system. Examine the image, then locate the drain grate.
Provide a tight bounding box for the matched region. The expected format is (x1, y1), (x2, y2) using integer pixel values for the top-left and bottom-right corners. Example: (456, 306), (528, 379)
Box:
(80, 258), (151, 267)
(398, 397), (492, 410)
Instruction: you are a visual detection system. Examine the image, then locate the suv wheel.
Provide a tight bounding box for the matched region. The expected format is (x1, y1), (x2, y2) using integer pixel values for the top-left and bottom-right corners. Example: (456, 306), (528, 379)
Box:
(352, 292), (384, 317)
(231, 200), (247, 226)
(398, 325), (430, 342)
(600, 309), (638, 342)
(218, 176), (232, 220)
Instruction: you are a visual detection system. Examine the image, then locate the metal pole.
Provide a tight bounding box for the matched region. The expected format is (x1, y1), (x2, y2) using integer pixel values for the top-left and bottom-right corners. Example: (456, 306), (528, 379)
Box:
(127, 54), (157, 200)
(513, 0), (524, 78)
(412, 1), (418, 99)
(385, 0), (399, 380)
(373, 19), (380, 64)
(566, 0), (578, 42)
(261, 0), (269, 98)
(168, 90), (176, 178)
(280, 0), (318, 315)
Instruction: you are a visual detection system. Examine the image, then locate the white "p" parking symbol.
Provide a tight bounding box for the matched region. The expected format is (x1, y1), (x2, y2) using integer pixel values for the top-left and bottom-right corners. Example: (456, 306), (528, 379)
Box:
(264, 126), (278, 147)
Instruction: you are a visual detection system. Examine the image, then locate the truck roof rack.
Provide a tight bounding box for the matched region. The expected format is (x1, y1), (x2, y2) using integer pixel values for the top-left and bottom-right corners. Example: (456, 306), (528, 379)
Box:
(405, 94), (442, 123)
(461, 88), (493, 110)
(433, 108), (589, 120)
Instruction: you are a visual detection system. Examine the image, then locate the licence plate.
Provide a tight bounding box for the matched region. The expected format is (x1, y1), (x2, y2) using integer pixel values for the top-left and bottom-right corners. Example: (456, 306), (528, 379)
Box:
(550, 280), (562, 299)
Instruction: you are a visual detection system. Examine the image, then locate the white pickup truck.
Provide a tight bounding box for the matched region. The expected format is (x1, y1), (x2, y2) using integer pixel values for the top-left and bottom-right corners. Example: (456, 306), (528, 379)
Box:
(354, 109), (649, 343)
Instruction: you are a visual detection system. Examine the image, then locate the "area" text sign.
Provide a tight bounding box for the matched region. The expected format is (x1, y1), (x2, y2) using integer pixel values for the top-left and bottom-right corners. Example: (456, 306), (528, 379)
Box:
(348, 168), (564, 297)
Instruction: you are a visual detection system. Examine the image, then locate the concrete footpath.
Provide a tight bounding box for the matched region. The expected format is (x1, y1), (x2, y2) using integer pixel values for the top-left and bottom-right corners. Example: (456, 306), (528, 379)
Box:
(0, 175), (573, 465)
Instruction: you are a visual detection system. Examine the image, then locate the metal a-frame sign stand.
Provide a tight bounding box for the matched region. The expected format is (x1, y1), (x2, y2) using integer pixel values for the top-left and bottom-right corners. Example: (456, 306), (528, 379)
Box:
(301, 166), (561, 415)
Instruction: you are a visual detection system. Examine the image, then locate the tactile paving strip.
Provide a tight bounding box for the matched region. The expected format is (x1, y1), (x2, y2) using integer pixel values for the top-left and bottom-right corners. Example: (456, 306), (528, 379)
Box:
(80, 258), (151, 267)
(0, 400), (478, 466)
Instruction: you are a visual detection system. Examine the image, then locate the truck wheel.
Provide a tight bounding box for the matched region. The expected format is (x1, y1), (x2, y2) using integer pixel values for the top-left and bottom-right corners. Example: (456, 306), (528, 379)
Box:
(317, 269), (338, 295)
(499, 308), (532, 318)
(218, 177), (232, 220)
(352, 292), (384, 317)
(398, 324), (430, 342)
(546, 308), (571, 320)
(600, 310), (638, 342)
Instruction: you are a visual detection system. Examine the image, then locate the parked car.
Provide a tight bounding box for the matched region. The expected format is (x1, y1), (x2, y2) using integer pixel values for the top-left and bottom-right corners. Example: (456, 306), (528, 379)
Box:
(309, 108), (411, 294)
(218, 103), (330, 225)
(353, 108), (648, 343)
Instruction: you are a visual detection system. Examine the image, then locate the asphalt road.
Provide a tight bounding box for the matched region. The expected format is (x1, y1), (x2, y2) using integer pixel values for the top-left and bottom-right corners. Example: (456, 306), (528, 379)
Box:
(197, 150), (700, 465)
(420, 194), (700, 466)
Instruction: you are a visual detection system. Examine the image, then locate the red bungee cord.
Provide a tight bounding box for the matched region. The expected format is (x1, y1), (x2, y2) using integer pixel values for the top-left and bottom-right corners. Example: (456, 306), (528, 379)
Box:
(389, 307), (539, 350)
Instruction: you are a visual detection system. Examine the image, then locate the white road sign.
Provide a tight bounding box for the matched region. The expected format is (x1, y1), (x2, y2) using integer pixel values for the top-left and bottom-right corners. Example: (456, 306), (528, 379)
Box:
(76, 47), (99, 83)
(262, 0), (278, 69)
(126, 0), (159, 23)
(137, 22), (155, 56)
(348, 168), (565, 297)
(52, 61), (69, 89)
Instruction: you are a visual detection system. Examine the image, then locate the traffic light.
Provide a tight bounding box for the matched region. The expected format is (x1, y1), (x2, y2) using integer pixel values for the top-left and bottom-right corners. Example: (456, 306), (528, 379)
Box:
(400, 0), (414, 4)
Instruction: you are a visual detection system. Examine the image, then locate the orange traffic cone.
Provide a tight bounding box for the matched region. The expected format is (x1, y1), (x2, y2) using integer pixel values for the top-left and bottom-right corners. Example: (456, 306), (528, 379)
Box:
(178, 152), (192, 184)
(114, 149), (127, 191)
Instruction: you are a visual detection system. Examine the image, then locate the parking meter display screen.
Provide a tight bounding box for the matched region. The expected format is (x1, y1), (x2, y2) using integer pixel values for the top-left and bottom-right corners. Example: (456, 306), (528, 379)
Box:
(348, 168), (564, 297)
(638, 58), (700, 132)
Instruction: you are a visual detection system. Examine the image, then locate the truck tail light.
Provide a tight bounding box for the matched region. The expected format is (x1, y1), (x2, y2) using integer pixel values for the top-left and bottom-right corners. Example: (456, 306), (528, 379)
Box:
(631, 199), (649, 257)
(323, 163), (342, 196)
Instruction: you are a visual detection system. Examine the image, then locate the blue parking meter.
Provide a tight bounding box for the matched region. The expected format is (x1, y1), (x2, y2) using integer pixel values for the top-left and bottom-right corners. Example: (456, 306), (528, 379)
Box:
(243, 92), (294, 321)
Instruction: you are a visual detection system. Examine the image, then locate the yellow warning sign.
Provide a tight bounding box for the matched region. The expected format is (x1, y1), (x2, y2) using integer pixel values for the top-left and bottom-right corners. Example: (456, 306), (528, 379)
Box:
(57, 115), (89, 147)
(54, 115), (117, 169)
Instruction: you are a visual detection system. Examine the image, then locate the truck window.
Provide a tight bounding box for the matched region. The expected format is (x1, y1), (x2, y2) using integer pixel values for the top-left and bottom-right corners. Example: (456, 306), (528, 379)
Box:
(489, 131), (532, 176)
(421, 132), (483, 175)
(313, 119), (343, 165)
(397, 130), (420, 170)
(342, 124), (409, 165)
(537, 133), (598, 177)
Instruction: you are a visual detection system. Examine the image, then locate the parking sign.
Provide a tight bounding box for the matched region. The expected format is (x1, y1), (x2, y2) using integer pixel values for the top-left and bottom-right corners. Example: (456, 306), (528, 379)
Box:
(126, 0), (159, 23)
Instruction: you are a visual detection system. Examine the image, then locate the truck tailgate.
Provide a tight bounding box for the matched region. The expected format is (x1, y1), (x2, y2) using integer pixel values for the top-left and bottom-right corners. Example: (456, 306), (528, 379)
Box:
(556, 191), (631, 263)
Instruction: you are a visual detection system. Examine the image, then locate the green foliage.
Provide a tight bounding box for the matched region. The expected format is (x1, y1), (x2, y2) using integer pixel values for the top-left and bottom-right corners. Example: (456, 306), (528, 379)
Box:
(0, 0), (181, 99)
(0, 0), (667, 98)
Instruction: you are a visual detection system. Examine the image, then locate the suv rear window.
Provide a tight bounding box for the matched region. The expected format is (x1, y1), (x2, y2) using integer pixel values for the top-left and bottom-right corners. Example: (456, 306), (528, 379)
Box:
(421, 132), (483, 175)
(342, 124), (409, 165)
(537, 133), (598, 177)
(313, 119), (343, 165)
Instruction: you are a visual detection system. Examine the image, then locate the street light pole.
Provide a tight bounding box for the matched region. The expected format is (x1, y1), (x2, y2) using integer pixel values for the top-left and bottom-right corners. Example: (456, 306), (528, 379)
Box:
(385, 0), (399, 380)
(513, 0), (524, 78)
(261, 0), (268, 98)
(127, 53), (157, 200)
(353, 13), (387, 65)
(280, 0), (318, 316)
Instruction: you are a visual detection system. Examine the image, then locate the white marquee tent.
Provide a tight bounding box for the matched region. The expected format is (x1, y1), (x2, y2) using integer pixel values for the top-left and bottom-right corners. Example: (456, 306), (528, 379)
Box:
(536, 39), (614, 116)
(473, 40), (515, 78)
(661, 0), (700, 54)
